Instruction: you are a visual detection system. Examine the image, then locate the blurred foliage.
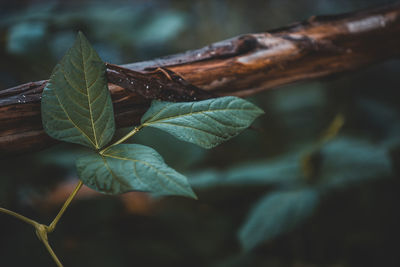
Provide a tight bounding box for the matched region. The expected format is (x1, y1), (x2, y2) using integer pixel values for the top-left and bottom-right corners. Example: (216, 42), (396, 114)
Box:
(1, 0), (400, 266)
(238, 189), (319, 252)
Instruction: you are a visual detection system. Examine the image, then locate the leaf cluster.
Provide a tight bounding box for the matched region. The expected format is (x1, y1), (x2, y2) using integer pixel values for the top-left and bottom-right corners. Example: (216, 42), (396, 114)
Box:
(41, 32), (264, 198)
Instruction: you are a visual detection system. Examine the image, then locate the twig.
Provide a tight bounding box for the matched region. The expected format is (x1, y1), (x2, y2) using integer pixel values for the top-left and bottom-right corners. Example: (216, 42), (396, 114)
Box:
(1, 2), (400, 156)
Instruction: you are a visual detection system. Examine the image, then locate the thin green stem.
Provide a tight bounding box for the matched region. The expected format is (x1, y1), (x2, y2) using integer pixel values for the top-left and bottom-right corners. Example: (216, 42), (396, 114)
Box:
(42, 240), (63, 267)
(100, 125), (143, 154)
(36, 223), (63, 267)
(1, 124), (145, 265)
(0, 207), (38, 227)
(0, 207), (63, 266)
(47, 180), (83, 233)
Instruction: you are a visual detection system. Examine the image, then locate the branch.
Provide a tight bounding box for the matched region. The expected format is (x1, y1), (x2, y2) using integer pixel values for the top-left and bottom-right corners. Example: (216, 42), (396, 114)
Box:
(1, 3), (400, 156)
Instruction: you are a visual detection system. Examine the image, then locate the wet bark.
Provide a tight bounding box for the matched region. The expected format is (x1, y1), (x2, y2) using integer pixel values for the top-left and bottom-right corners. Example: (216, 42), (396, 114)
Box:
(1, 3), (400, 156)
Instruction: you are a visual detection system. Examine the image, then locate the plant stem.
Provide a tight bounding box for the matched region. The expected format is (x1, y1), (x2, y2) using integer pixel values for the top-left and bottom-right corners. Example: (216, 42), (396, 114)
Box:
(42, 240), (63, 267)
(0, 207), (63, 266)
(0, 180), (83, 267)
(100, 125), (143, 154)
(35, 223), (63, 267)
(0, 207), (38, 227)
(47, 180), (83, 233)
(40, 180), (84, 266)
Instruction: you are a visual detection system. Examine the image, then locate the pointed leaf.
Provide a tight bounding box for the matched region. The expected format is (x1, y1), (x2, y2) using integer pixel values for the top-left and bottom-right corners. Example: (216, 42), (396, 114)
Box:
(140, 96), (264, 148)
(41, 32), (115, 149)
(238, 189), (319, 251)
(76, 144), (196, 198)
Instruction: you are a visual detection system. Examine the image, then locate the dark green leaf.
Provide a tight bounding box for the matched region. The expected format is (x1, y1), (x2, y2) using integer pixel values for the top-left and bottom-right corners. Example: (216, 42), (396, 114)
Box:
(41, 32), (115, 149)
(318, 137), (392, 190)
(190, 137), (393, 190)
(189, 153), (301, 189)
(140, 96), (264, 148)
(76, 144), (196, 198)
(125, 126), (206, 171)
(238, 189), (319, 251)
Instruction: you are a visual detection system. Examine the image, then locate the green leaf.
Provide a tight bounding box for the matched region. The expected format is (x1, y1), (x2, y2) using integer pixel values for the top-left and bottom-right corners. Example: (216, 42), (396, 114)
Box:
(238, 189), (319, 252)
(126, 126), (206, 171)
(140, 96), (264, 149)
(76, 144), (196, 198)
(41, 31), (115, 149)
(317, 137), (392, 190)
(189, 153), (301, 189)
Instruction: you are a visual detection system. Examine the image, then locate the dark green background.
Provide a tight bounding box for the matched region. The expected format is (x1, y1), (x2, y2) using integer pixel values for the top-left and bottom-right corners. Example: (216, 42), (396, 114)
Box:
(1, 0), (399, 266)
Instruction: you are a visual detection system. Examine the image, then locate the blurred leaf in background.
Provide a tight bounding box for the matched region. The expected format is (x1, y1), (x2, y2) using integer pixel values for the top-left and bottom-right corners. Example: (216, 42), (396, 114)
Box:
(6, 21), (46, 55)
(238, 189), (319, 252)
(1, 0), (400, 266)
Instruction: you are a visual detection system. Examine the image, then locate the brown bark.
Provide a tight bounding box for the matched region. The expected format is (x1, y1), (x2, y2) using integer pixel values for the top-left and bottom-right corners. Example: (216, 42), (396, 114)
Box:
(1, 3), (400, 156)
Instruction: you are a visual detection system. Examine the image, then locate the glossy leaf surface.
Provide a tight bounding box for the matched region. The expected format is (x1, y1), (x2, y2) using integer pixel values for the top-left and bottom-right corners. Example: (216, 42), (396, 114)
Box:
(41, 32), (115, 149)
(141, 96), (264, 148)
(76, 144), (196, 198)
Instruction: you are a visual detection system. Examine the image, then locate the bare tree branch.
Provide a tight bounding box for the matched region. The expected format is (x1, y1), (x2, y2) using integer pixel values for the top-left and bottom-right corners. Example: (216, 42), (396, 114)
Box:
(1, 3), (400, 156)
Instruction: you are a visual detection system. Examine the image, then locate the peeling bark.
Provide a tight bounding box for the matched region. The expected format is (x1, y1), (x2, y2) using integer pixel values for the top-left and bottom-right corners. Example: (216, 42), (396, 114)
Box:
(1, 3), (400, 156)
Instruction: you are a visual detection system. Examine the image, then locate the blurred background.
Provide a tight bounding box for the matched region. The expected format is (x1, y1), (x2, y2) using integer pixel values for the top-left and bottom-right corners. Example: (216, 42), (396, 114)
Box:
(1, 0), (399, 266)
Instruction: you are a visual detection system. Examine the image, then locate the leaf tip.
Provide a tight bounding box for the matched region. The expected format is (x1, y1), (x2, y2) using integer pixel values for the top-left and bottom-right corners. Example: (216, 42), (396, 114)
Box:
(190, 191), (199, 200)
(76, 31), (90, 46)
(253, 104), (265, 116)
(77, 30), (85, 38)
(183, 186), (198, 199)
